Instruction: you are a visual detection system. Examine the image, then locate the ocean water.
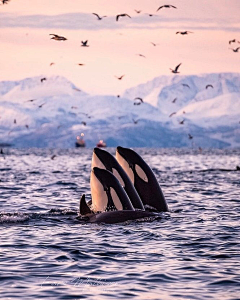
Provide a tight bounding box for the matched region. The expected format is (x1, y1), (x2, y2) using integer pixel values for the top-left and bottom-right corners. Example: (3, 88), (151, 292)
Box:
(0, 148), (240, 300)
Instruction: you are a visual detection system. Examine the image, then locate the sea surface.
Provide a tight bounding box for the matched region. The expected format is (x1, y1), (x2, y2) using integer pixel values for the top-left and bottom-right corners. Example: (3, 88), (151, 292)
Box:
(0, 148), (240, 300)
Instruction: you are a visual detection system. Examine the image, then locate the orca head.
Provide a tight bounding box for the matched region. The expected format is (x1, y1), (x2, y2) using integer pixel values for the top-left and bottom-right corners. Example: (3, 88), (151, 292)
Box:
(116, 146), (168, 212)
(90, 167), (134, 213)
(116, 146), (148, 183)
(92, 147), (125, 187)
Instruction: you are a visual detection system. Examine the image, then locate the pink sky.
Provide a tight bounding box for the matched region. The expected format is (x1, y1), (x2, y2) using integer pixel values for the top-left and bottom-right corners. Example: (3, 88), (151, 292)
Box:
(0, 0), (240, 94)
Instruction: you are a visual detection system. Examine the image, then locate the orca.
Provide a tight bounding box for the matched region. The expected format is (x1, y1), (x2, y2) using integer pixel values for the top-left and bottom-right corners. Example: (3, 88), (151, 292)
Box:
(116, 146), (168, 212)
(90, 167), (134, 212)
(91, 147), (144, 210)
(78, 167), (161, 224)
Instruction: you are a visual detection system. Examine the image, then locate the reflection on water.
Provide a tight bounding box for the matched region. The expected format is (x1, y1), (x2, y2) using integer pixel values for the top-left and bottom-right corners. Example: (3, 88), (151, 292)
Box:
(0, 148), (240, 300)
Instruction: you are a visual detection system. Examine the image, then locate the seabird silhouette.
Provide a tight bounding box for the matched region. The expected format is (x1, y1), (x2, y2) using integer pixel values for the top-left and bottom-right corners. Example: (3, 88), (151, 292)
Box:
(179, 119), (185, 125)
(206, 84), (213, 89)
(38, 103), (46, 108)
(172, 97), (177, 103)
(182, 83), (190, 88)
(40, 78), (46, 83)
(134, 97), (144, 105)
(92, 13), (107, 20)
(229, 39), (236, 45)
(116, 14), (131, 21)
(81, 40), (89, 47)
(176, 31), (193, 35)
(229, 47), (240, 52)
(132, 119), (139, 124)
(151, 42), (159, 46)
(115, 75), (125, 80)
(137, 54), (146, 58)
(157, 4), (177, 11)
(49, 34), (67, 41)
(169, 112), (176, 117)
(135, 10), (141, 14)
(188, 134), (193, 140)
(170, 63), (181, 74)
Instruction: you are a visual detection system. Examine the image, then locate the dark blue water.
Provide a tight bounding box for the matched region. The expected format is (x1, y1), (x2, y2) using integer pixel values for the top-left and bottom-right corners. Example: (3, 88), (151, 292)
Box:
(1, 148), (240, 300)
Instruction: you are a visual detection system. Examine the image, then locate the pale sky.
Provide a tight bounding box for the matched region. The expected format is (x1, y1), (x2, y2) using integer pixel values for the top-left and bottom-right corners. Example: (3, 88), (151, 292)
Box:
(0, 0), (240, 94)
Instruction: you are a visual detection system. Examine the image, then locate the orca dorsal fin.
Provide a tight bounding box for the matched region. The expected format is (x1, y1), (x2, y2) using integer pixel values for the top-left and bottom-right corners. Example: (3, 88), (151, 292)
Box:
(79, 194), (92, 215)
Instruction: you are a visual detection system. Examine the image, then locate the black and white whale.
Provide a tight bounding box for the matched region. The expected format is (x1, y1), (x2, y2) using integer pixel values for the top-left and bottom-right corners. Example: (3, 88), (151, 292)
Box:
(91, 147), (144, 210)
(79, 167), (158, 224)
(116, 146), (168, 212)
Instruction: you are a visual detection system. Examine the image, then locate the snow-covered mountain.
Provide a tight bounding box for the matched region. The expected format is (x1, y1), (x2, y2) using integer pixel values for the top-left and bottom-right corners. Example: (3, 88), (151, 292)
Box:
(0, 73), (239, 148)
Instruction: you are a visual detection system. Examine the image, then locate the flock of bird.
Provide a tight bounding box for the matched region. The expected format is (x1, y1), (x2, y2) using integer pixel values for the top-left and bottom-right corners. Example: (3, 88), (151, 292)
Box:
(1, 1), (239, 148)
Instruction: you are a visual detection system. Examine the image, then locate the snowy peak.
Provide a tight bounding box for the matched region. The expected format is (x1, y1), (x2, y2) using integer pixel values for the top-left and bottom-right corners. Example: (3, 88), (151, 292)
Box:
(0, 75), (87, 103)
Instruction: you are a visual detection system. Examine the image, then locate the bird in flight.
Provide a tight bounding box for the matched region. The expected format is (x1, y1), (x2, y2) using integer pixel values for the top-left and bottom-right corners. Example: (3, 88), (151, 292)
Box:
(2, 0), (10, 4)
(50, 62), (55, 66)
(134, 97), (144, 105)
(116, 14), (131, 21)
(25, 99), (37, 102)
(132, 119), (139, 124)
(40, 77), (47, 83)
(179, 119), (185, 125)
(81, 40), (89, 47)
(157, 4), (177, 11)
(115, 75), (125, 80)
(38, 103), (46, 108)
(169, 112), (176, 117)
(49, 34), (67, 41)
(135, 10), (141, 14)
(151, 42), (159, 46)
(176, 31), (193, 35)
(229, 39), (236, 45)
(137, 54), (146, 58)
(170, 63), (181, 74)
(77, 63), (85, 66)
(92, 13), (107, 20)
(172, 97), (177, 103)
(229, 47), (240, 52)
(206, 84), (213, 89)
(182, 83), (190, 88)
(188, 134), (193, 140)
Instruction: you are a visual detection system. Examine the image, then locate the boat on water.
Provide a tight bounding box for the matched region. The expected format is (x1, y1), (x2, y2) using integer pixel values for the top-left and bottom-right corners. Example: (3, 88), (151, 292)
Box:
(75, 134), (86, 148)
(96, 140), (107, 148)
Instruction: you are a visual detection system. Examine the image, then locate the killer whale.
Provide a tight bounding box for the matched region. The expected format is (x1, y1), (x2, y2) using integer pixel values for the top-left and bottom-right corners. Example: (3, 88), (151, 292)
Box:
(78, 147), (168, 223)
(92, 147), (144, 210)
(90, 167), (134, 212)
(116, 146), (168, 212)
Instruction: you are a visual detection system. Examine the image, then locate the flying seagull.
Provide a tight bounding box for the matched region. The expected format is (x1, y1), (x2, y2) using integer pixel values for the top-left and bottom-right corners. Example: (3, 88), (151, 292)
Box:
(179, 119), (185, 125)
(176, 31), (193, 35)
(188, 134), (193, 140)
(170, 63), (181, 74)
(229, 39), (236, 45)
(137, 54), (146, 58)
(81, 40), (89, 47)
(182, 83), (190, 88)
(172, 97), (177, 103)
(229, 47), (240, 52)
(49, 34), (67, 41)
(206, 84), (213, 89)
(116, 14), (131, 21)
(157, 5), (177, 11)
(151, 42), (159, 46)
(134, 97), (144, 105)
(2, 0), (10, 4)
(169, 112), (176, 117)
(92, 13), (107, 20)
(40, 77), (47, 83)
(115, 75), (125, 80)
(135, 10), (141, 14)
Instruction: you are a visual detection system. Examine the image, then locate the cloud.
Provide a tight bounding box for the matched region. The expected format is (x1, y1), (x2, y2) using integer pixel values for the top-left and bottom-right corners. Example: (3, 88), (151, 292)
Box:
(0, 12), (239, 32)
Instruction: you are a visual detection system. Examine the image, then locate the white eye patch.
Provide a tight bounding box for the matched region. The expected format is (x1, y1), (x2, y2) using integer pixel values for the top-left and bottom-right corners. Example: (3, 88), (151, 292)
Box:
(90, 171), (108, 212)
(116, 152), (134, 183)
(112, 168), (125, 188)
(135, 164), (148, 182)
(110, 187), (123, 210)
